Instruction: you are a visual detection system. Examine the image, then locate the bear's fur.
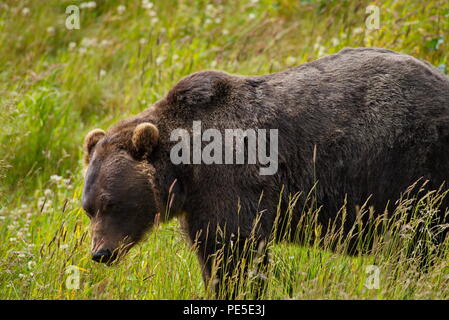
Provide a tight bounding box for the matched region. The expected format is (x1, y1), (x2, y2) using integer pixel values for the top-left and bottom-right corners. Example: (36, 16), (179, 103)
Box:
(82, 48), (449, 295)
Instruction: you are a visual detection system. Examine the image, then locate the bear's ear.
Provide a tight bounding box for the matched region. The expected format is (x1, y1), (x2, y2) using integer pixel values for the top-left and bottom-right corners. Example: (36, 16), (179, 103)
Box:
(83, 129), (106, 165)
(132, 122), (159, 157)
(166, 71), (230, 107)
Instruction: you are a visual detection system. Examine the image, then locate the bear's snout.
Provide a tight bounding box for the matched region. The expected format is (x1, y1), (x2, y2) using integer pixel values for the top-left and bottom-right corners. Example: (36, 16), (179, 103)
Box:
(92, 249), (114, 264)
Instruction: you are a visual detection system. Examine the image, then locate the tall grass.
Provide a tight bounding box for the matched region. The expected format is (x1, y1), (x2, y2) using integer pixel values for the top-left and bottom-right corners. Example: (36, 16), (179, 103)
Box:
(0, 0), (448, 299)
(202, 181), (449, 299)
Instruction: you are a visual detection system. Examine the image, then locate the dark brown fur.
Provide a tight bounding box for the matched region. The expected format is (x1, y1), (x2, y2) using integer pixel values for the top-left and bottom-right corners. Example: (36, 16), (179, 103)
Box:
(82, 48), (449, 295)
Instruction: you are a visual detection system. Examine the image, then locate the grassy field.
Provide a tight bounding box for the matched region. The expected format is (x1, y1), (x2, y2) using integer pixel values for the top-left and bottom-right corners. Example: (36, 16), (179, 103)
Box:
(1, 0), (449, 299)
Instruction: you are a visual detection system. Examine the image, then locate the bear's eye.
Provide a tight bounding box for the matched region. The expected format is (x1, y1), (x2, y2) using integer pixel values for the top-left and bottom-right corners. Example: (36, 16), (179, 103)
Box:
(98, 194), (115, 213)
(101, 200), (118, 213)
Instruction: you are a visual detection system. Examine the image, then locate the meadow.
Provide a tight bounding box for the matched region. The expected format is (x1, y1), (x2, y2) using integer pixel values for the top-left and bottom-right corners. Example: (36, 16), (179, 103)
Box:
(0, 0), (448, 299)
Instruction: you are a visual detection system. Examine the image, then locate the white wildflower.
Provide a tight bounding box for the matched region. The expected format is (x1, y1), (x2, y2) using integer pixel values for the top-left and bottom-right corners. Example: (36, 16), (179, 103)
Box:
(80, 2), (96, 9)
(80, 38), (97, 47)
(21, 8), (30, 16)
(37, 197), (45, 209)
(155, 56), (164, 65)
(100, 39), (112, 47)
(286, 56), (296, 65)
(205, 4), (217, 17)
(117, 5), (126, 14)
(50, 174), (63, 183)
(47, 26), (55, 35)
(68, 42), (77, 50)
(331, 37), (340, 46)
(353, 27), (364, 35)
(142, 0), (154, 10)
(317, 45), (326, 57)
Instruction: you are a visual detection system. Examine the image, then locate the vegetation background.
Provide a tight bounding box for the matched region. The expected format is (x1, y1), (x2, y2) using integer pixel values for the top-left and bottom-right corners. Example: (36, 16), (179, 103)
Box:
(0, 0), (448, 299)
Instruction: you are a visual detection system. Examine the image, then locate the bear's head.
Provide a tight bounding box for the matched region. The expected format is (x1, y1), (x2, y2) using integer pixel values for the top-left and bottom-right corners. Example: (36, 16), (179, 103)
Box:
(81, 71), (231, 264)
(82, 122), (164, 264)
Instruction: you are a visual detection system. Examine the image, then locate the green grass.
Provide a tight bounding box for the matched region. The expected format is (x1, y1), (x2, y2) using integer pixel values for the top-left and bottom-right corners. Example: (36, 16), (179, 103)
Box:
(1, 0), (449, 299)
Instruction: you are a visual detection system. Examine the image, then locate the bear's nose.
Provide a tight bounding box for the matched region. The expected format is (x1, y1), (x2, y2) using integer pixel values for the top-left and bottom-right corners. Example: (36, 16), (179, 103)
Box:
(92, 249), (113, 263)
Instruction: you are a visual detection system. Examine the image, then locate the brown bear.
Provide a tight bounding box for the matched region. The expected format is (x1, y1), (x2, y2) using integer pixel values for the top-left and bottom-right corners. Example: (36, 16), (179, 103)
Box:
(82, 48), (449, 297)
